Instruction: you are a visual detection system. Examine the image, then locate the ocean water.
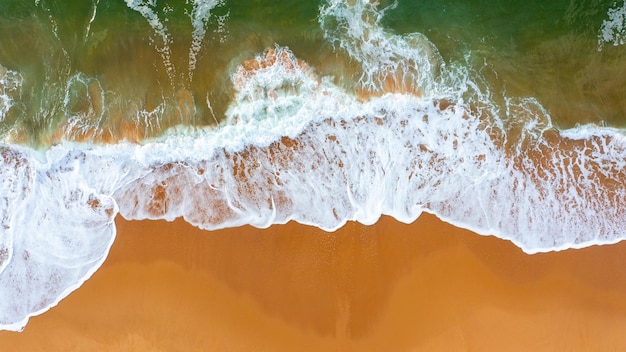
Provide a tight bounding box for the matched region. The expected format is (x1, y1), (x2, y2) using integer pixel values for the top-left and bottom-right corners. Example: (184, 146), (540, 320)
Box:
(0, 0), (625, 331)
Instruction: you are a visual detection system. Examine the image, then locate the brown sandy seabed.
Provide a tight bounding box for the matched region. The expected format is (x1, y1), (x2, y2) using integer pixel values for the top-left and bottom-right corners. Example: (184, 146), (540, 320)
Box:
(0, 214), (626, 351)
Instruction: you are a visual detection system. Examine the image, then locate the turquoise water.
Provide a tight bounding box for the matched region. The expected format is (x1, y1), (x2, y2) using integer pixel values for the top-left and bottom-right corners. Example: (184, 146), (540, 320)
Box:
(2, 0), (626, 332)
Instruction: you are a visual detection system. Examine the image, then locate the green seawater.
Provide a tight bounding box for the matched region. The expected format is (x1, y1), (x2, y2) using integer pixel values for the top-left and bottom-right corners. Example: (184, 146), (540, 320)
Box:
(0, 0), (624, 146)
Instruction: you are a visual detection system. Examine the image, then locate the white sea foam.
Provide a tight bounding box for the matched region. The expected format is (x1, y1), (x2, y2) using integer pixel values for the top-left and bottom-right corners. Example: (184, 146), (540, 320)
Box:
(320, 0), (444, 96)
(126, 0), (228, 85)
(114, 45), (626, 255)
(0, 66), (22, 123)
(61, 74), (107, 138)
(124, 0), (176, 83)
(0, 144), (131, 331)
(187, 0), (227, 81)
(84, 0), (100, 40)
(4, 0), (626, 332)
(598, 1), (626, 49)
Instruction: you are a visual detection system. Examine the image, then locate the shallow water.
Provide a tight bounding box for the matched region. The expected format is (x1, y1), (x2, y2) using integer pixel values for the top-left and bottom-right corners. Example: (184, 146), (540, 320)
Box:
(1, 0), (626, 332)
(0, 0), (624, 145)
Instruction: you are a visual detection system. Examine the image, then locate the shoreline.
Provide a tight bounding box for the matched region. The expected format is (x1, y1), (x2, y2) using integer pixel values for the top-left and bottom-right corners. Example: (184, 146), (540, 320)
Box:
(2, 214), (626, 350)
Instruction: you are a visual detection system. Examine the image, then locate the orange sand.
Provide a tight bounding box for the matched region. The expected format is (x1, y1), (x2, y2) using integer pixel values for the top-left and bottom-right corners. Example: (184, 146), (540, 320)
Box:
(2, 214), (626, 351)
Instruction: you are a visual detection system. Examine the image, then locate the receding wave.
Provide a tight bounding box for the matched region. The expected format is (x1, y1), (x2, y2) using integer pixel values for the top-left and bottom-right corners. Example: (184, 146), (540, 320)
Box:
(2, 0), (626, 332)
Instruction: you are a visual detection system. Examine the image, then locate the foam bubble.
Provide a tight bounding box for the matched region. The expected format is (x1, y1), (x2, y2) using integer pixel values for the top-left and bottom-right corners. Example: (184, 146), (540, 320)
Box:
(598, 1), (626, 49)
(115, 58), (626, 256)
(319, 0), (444, 96)
(0, 66), (22, 123)
(187, 0), (227, 81)
(84, 0), (100, 40)
(0, 143), (126, 331)
(125, 0), (229, 85)
(60, 74), (107, 140)
(111, 11), (626, 256)
(124, 0), (176, 83)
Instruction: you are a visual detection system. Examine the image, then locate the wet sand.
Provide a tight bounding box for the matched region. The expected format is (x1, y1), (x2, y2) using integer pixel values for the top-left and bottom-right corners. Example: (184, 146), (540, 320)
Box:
(2, 214), (626, 351)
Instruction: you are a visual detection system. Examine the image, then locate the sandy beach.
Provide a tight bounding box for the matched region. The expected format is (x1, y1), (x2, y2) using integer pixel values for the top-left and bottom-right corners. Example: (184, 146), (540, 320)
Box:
(1, 214), (626, 351)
